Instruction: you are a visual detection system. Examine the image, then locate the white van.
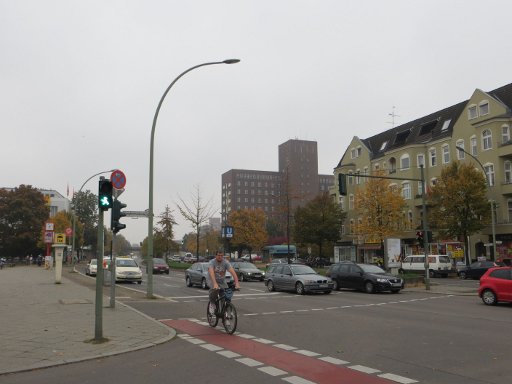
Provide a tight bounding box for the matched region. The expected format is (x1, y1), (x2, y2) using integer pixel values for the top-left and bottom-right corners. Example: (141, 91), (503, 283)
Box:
(399, 255), (453, 277)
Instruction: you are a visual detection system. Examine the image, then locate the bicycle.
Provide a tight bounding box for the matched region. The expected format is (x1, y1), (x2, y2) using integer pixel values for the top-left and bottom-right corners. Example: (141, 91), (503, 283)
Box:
(206, 284), (239, 334)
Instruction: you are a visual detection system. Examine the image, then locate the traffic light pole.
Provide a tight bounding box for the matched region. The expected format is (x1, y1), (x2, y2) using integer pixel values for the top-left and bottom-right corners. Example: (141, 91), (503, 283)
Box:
(94, 209), (105, 341)
(110, 233), (116, 308)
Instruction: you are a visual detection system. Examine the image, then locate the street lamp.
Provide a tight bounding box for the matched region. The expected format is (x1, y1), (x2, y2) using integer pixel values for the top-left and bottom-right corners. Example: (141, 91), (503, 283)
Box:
(71, 169), (116, 268)
(147, 59), (240, 298)
(455, 146), (497, 261)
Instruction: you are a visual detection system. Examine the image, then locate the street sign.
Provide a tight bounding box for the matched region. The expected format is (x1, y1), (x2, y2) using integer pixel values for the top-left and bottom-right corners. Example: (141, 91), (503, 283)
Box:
(44, 232), (53, 243)
(222, 226), (234, 238)
(45, 222), (54, 231)
(65, 227), (72, 236)
(110, 169), (126, 190)
(55, 233), (66, 244)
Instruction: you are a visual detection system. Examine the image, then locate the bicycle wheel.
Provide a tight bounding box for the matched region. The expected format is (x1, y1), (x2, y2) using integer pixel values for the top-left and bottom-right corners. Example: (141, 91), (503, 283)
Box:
(206, 301), (219, 327)
(222, 302), (237, 334)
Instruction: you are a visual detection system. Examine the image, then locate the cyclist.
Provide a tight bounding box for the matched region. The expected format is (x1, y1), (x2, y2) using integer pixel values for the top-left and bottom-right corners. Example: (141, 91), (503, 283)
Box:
(208, 251), (240, 313)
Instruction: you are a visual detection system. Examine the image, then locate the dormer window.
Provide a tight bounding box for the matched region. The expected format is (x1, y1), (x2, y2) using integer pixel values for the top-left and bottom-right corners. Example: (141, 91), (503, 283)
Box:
(380, 141), (388, 151)
(479, 101), (489, 116)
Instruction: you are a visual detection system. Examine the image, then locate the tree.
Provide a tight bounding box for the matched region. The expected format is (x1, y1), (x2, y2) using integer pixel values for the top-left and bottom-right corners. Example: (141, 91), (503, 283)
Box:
(353, 173), (407, 268)
(176, 185), (216, 261)
(293, 192), (345, 259)
(0, 185), (49, 258)
(71, 190), (98, 256)
(428, 162), (490, 261)
(155, 205), (179, 258)
(228, 208), (268, 258)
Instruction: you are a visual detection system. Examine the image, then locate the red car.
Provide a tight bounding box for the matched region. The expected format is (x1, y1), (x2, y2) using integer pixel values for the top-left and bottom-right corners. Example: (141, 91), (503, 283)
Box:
(478, 267), (512, 305)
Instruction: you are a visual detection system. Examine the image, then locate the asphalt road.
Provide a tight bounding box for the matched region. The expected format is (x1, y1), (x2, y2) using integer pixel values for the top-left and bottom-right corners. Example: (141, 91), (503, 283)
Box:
(6, 265), (510, 384)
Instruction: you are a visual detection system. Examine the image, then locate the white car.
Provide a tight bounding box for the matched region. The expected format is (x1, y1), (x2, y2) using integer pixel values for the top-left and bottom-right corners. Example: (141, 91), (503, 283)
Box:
(85, 259), (98, 276)
(115, 257), (142, 284)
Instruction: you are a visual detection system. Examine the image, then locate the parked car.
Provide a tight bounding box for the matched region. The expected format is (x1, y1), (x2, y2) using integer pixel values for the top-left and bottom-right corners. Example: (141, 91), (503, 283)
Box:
(478, 267), (512, 305)
(241, 254), (262, 262)
(399, 255), (453, 277)
(185, 262), (234, 289)
(85, 259), (97, 276)
(458, 261), (500, 280)
(152, 258), (170, 274)
(115, 257), (142, 284)
(265, 264), (333, 294)
(327, 261), (403, 294)
(231, 261), (265, 281)
(168, 255), (182, 263)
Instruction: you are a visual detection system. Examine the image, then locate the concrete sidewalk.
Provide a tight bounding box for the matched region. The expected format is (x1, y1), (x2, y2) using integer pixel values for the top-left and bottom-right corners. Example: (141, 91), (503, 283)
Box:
(0, 265), (175, 375)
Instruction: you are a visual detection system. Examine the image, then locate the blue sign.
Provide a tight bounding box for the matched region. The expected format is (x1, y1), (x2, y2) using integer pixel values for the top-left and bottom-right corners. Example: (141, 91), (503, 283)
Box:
(222, 226), (234, 239)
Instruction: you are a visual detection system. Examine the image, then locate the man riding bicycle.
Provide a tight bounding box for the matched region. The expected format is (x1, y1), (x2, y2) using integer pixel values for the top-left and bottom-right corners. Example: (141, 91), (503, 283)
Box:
(208, 252), (240, 313)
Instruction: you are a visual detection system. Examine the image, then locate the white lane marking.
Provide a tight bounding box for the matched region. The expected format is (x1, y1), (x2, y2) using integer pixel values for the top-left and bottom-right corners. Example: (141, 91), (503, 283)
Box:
(280, 310), (294, 313)
(318, 356), (349, 365)
(217, 350), (241, 358)
(378, 373), (419, 383)
(253, 338), (275, 344)
(184, 338), (205, 345)
(293, 349), (321, 357)
(349, 365), (381, 374)
(274, 344), (297, 351)
(236, 357), (263, 367)
(258, 366), (288, 376)
(282, 376), (316, 384)
(200, 343), (223, 351)
(237, 333), (256, 339)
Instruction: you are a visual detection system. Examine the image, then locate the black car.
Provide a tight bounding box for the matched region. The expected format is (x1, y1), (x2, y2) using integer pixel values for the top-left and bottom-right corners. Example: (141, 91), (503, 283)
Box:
(458, 261), (500, 280)
(326, 261), (403, 294)
(231, 261), (265, 282)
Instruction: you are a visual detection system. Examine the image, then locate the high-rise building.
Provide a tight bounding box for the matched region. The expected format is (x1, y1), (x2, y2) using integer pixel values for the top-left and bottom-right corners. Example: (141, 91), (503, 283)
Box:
(221, 139), (334, 223)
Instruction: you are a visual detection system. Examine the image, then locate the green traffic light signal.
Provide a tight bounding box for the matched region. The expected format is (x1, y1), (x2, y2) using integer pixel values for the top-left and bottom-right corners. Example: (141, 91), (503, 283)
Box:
(98, 179), (113, 211)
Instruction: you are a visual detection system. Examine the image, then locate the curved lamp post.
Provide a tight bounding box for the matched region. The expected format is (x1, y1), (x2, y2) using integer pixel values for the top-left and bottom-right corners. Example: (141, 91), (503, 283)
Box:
(71, 169), (116, 268)
(455, 146), (497, 261)
(147, 59), (240, 298)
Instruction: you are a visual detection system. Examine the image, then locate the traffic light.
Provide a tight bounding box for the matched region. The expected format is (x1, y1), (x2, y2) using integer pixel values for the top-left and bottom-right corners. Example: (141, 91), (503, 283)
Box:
(416, 231), (424, 248)
(111, 199), (127, 234)
(98, 179), (113, 211)
(338, 173), (347, 196)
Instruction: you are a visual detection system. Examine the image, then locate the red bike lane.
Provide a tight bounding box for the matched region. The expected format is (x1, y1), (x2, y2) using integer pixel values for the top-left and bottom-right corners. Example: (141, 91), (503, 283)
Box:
(162, 319), (405, 384)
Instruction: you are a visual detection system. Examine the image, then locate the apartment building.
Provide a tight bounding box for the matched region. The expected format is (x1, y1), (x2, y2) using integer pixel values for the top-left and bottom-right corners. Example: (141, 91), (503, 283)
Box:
(334, 82), (512, 263)
(221, 139), (334, 223)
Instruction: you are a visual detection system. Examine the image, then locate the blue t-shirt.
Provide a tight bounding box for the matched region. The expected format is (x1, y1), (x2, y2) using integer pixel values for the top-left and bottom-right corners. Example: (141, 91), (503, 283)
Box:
(207, 258), (232, 288)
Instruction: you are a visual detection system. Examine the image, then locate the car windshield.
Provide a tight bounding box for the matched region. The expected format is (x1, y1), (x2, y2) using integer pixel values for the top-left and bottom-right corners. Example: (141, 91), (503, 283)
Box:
(290, 265), (316, 275)
(241, 263), (259, 270)
(439, 256), (451, 263)
(89, 259), (97, 265)
(153, 258), (166, 265)
(359, 264), (385, 273)
(116, 259), (138, 267)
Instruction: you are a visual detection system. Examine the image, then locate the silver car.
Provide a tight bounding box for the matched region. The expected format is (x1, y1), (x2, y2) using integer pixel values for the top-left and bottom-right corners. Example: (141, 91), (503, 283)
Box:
(185, 262), (233, 289)
(265, 264), (333, 294)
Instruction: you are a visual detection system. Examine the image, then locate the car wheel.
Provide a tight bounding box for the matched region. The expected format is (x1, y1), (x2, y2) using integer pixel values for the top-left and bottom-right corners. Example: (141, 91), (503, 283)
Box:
(481, 289), (497, 305)
(266, 280), (275, 292)
(398, 268), (404, 274)
(295, 282), (305, 295)
(324, 290), (332, 294)
(459, 271), (467, 280)
(201, 278), (208, 290)
(166, 270), (169, 275)
(364, 281), (374, 294)
(429, 269), (435, 278)
(186, 276), (192, 287)
(137, 281), (142, 285)
(391, 289), (401, 294)
(332, 280), (339, 291)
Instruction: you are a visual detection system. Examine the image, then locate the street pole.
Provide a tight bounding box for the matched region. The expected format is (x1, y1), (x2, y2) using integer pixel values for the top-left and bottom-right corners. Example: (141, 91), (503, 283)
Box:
(95, 199), (105, 341)
(420, 165), (430, 290)
(147, 59), (240, 299)
(455, 146), (497, 260)
(71, 169), (116, 269)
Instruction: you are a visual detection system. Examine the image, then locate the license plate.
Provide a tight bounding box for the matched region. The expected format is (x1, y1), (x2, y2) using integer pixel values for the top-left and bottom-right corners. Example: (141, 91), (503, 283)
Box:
(392, 283), (402, 287)
(319, 284), (328, 288)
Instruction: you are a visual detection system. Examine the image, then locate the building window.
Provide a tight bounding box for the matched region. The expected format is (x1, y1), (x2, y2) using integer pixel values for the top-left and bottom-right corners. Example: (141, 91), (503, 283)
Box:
(408, 211), (413, 230)
(402, 182), (411, 200)
(456, 140), (465, 160)
(471, 136), (477, 156)
(502, 125), (510, 144)
(400, 154), (410, 170)
(468, 105), (478, 119)
(349, 194), (354, 210)
(479, 101), (489, 116)
(442, 145), (450, 164)
(429, 148), (437, 167)
(484, 164), (495, 186)
(417, 153), (425, 168)
(508, 200), (512, 223)
(355, 169), (361, 185)
(482, 129), (492, 150)
(505, 161), (512, 184)
(348, 172), (354, 185)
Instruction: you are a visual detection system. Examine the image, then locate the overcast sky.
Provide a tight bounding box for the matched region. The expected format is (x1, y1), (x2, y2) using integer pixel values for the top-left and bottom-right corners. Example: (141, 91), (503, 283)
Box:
(2, 0), (512, 245)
